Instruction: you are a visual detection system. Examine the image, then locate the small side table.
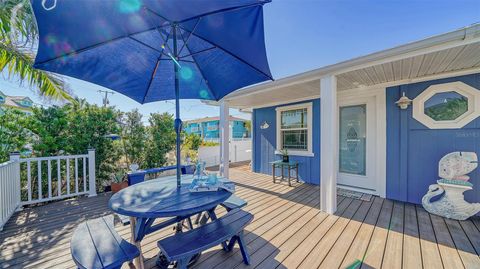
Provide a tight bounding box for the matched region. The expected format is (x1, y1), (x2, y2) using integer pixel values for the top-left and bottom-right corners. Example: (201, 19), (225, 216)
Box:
(270, 160), (299, 186)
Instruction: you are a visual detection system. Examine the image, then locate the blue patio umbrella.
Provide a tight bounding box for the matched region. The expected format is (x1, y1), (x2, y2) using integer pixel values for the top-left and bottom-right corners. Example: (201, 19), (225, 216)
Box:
(31, 0), (273, 187)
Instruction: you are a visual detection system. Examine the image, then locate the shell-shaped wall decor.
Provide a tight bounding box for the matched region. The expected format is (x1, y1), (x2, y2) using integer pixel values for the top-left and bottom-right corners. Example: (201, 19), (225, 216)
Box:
(422, 151), (480, 220)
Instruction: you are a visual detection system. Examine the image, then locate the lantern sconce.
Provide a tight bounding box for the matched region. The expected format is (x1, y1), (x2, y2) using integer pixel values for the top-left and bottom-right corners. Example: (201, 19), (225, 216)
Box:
(260, 121), (269, 129)
(395, 92), (412, 110)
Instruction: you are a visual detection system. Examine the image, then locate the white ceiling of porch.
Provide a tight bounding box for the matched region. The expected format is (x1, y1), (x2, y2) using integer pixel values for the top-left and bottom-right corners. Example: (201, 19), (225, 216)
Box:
(336, 42), (480, 90)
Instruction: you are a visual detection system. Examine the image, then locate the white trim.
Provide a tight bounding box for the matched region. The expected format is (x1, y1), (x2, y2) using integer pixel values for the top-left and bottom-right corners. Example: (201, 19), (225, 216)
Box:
(274, 150), (314, 157)
(337, 87), (387, 198)
(259, 95), (320, 110)
(275, 102), (314, 157)
(227, 67), (480, 110)
(412, 81), (480, 129)
(337, 184), (378, 196)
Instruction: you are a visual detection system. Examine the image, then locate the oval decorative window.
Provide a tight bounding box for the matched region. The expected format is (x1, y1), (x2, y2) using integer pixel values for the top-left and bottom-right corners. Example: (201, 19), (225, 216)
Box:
(413, 82), (480, 129)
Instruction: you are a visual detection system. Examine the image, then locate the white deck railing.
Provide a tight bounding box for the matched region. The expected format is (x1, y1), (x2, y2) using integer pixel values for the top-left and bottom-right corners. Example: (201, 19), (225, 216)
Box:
(0, 150), (96, 230)
(0, 158), (21, 231)
(18, 150), (97, 205)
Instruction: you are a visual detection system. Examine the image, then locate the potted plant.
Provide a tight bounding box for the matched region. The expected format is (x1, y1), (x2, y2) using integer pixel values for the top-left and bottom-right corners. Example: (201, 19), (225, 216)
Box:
(280, 149), (289, 163)
(110, 170), (128, 193)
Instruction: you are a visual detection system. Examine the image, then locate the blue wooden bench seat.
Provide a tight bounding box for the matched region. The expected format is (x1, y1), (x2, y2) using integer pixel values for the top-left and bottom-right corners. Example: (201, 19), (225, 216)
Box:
(157, 209), (253, 269)
(195, 194), (247, 225)
(221, 194), (248, 211)
(70, 215), (140, 269)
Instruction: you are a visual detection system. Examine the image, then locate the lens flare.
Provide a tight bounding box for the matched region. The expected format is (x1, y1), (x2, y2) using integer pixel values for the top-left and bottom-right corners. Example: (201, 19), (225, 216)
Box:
(199, 89), (209, 99)
(95, 19), (113, 40)
(45, 34), (57, 45)
(180, 67), (193, 81)
(118, 0), (142, 14)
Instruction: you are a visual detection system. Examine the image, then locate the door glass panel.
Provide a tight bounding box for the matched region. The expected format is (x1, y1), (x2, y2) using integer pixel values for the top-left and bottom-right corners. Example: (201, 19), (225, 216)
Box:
(339, 105), (366, 176)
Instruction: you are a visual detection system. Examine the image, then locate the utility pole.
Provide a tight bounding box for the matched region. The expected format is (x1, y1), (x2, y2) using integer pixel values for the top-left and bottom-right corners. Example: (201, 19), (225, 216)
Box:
(97, 90), (115, 107)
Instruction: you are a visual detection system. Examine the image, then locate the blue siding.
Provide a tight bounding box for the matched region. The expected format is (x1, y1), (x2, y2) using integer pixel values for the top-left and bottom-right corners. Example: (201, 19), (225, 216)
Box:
(386, 73), (480, 204)
(253, 99), (321, 185)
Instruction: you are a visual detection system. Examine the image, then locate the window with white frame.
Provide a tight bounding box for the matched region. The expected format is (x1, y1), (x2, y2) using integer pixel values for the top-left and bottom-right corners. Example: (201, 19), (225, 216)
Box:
(276, 102), (313, 156)
(413, 81), (480, 129)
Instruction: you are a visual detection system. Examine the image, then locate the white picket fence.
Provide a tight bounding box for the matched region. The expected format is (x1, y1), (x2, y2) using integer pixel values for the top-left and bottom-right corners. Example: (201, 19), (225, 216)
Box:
(0, 150), (96, 230)
(0, 158), (21, 231)
(199, 140), (252, 167)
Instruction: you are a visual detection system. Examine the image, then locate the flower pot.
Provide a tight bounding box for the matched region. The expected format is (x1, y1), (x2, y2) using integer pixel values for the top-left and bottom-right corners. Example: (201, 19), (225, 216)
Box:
(111, 181), (129, 193)
(282, 155), (289, 163)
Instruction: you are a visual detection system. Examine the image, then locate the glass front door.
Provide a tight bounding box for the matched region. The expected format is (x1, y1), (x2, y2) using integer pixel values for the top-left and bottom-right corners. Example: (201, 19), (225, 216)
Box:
(339, 105), (366, 176)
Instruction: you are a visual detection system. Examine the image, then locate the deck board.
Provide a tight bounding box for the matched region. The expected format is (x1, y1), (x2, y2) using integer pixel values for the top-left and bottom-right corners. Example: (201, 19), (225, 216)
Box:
(402, 203), (423, 269)
(0, 165), (479, 269)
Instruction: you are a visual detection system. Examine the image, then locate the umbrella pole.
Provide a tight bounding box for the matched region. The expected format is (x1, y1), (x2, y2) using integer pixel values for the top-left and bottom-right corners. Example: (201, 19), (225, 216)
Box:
(173, 25), (182, 188)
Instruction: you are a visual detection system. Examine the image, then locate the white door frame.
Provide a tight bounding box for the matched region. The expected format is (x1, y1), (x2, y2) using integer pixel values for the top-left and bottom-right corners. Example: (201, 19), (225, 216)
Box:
(336, 87), (387, 197)
(338, 96), (376, 191)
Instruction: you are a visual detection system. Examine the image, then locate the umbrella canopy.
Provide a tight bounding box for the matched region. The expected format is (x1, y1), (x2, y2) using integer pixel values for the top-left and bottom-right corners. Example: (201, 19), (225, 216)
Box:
(32, 0), (272, 102)
(31, 0), (272, 187)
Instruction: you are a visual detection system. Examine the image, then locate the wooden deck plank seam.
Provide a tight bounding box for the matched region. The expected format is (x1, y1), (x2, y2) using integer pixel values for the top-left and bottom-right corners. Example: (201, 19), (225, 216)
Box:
(293, 198), (358, 268)
(338, 196), (385, 269)
(320, 197), (378, 269)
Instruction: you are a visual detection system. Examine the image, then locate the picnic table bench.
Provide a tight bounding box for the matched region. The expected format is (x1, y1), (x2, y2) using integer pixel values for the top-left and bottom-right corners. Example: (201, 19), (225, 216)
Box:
(157, 209), (253, 269)
(70, 215), (140, 269)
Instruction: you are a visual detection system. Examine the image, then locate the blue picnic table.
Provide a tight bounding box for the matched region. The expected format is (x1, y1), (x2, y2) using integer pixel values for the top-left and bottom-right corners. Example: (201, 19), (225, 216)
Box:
(108, 175), (232, 269)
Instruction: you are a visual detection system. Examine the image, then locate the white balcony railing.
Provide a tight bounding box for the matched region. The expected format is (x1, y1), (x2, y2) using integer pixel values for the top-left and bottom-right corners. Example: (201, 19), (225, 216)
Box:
(0, 157), (21, 231)
(0, 150), (96, 230)
(19, 150), (97, 205)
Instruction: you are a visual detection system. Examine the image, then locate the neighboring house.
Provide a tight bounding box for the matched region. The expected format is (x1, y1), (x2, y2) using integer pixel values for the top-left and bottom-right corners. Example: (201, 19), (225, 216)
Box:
(184, 116), (250, 141)
(0, 91), (34, 115)
(219, 24), (480, 213)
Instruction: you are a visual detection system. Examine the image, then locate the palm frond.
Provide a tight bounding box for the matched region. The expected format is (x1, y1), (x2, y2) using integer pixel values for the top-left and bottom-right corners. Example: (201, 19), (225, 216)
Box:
(0, 0), (37, 44)
(0, 0), (74, 102)
(0, 43), (74, 102)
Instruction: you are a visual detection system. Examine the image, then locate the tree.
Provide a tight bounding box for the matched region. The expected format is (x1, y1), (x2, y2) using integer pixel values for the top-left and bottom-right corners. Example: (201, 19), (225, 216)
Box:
(244, 120), (251, 137)
(0, 0), (73, 101)
(145, 112), (176, 168)
(121, 109), (146, 167)
(65, 104), (122, 184)
(0, 108), (30, 162)
(181, 132), (202, 163)
(28, 106), (69, 156)
(183, 133), (202, 151)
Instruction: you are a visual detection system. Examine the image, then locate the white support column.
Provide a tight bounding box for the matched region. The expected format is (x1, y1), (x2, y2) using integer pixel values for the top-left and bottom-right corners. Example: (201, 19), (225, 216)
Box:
(88, 149), (97, 197)
(320, 75), (338, 214)
(219, 100), (230, 178)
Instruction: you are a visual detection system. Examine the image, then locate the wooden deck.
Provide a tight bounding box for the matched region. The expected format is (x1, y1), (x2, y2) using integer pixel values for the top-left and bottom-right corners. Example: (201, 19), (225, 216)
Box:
(1, 164), (479, 269)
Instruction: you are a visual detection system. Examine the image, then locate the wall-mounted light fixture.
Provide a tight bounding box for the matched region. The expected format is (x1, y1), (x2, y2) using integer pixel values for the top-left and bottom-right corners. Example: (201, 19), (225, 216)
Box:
(395, 92), (412, 110)
(260, 121), (269, 129)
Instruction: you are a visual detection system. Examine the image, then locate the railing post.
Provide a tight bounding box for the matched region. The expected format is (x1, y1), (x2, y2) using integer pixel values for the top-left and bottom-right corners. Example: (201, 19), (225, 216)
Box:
(9, 152), (21, 211)
(88, 149), (97, 197)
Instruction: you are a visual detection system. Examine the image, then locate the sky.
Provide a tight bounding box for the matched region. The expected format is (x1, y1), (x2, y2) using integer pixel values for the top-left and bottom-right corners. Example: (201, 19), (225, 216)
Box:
(1, 0), (479, 122)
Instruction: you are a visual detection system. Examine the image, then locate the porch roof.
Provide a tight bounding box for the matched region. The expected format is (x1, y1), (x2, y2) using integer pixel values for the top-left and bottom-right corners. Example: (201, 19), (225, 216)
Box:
(221, 23), (480, 110)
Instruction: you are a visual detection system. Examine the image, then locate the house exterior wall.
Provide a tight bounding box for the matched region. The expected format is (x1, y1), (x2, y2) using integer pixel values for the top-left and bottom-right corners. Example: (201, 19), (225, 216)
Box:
(184, 120), (250, 140)
(252, 99), (321, 184)
(386, 73), (480, 204)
